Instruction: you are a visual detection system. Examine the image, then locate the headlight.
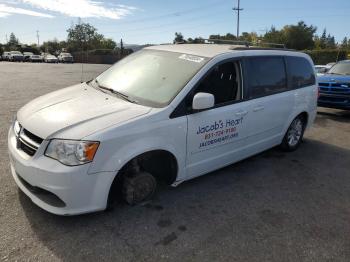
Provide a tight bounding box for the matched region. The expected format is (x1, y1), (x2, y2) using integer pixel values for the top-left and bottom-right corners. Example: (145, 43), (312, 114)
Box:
(14, 120), (21, 136)
(45, 139), (99, 166)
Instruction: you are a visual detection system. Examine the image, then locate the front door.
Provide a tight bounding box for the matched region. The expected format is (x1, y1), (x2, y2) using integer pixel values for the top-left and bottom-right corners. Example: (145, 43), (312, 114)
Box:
(185, 60), (251, 178)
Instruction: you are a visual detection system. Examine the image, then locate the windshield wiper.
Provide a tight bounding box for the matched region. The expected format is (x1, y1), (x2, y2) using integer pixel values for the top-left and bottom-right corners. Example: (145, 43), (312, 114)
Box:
(93, 79), (139, 104)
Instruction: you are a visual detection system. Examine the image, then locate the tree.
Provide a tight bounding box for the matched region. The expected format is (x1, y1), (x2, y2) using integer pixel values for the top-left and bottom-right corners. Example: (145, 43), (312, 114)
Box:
(98, 38), (116, 50)
(240, 32), (259, 43)
(187, 37), (205, 44)
(325, 34), (336, 49)
(41, 39), (60, 53)
(66, 22), (115, 52)
(119, 38), (124, 55)
(315, 29), (327, 49)
(209, 33), (236, 41)
(8, 32), (19, 46)
(174, 32), (185, 43)
(263, 26), (285, 45)
(341, 37), (348, 49)
(282, 21), (316, 50)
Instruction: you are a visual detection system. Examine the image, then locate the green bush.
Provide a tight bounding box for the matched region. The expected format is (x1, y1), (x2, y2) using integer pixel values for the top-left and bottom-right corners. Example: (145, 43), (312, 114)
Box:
(304, 49), (348, 65)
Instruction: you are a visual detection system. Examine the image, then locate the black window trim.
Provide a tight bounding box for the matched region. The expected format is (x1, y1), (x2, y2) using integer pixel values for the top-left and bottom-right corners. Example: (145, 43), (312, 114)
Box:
(243, 55), (289, 100)
(170, 57), (246, 119)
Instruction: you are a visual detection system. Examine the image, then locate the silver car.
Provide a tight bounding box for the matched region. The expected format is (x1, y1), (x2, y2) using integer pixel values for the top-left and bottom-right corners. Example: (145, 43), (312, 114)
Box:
(29, 54), (43, 63)
(2, 51), (11, 61)
(45, 54), (58, 63)
(58, 53), (74, 63)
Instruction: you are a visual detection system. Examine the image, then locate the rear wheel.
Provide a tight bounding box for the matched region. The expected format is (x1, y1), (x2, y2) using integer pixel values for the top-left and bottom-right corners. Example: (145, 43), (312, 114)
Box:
(122, 172), (157, 205)
(280, 115), (306, 151)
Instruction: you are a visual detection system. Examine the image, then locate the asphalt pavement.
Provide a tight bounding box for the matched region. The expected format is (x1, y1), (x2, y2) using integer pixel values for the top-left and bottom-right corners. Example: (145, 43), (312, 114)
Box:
(0, 62), (350, 262)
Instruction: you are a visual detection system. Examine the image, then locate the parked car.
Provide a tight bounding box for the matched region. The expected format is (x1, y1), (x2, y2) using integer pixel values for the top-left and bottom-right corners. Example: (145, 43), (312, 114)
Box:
(23, 52), (34, 62)
(318, 60), (350, 110)
(58, 52), (74, 63)
(9, 51), (24, 62)
(29, 54), (43, 63)
(44, 54), (58, 63)
(315, 65), (328, 75)
(2, 51), (11, 61)
(8, 44), (317, 215)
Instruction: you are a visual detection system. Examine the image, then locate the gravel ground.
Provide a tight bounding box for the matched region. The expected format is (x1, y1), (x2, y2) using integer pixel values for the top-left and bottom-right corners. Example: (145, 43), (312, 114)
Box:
(0, 62), (350, 262)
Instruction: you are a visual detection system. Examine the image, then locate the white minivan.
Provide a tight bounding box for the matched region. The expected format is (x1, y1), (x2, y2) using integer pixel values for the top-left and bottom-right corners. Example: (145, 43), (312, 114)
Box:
(8, 44), (318, 215)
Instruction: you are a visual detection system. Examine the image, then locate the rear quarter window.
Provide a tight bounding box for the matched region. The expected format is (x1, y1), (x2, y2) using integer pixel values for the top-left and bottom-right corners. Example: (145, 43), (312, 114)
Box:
(286, 56), (315, 89)
(245, 57), (288, 99)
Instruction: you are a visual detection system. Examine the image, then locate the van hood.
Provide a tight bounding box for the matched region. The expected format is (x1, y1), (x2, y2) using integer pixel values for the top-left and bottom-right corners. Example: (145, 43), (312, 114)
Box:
(17, 83), (152, 139)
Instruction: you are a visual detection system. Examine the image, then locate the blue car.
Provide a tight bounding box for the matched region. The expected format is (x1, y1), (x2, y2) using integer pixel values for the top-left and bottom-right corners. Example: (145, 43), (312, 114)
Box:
(318, 60), (350, 110)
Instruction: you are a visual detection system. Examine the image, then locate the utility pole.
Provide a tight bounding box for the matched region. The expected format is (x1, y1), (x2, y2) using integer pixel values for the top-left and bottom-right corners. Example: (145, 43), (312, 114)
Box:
(233, 0), (243, 39)
(36, 30), (39, 47)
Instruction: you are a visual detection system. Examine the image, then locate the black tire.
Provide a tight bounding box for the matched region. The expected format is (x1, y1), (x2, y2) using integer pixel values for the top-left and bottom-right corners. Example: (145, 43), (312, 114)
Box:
(280, 115), (306, 152)
(122, 172), (157, 205)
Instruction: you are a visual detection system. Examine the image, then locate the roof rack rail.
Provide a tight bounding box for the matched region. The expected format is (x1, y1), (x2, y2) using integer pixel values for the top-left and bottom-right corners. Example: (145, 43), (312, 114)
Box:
(204, 39), (288, 49)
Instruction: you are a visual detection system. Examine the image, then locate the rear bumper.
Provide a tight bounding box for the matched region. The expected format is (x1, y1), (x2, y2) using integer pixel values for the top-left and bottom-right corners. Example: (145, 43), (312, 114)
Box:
(318, 93), (350, 110)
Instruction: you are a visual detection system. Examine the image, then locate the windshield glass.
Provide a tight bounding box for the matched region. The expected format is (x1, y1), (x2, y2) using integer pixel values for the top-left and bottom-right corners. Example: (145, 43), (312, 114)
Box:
(11, 51), (21, 54)
(61, 53), (71, 56)
(94, 49), (209, 107)
(328, 61), (350, 75)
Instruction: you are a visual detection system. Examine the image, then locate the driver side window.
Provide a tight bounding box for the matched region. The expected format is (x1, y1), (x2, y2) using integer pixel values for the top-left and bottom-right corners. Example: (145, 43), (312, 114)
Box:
(195, 61), (242, 105)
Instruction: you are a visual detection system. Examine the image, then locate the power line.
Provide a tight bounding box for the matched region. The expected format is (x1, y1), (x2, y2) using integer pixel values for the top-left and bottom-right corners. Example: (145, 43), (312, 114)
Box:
(100, 0), (228, 27)
(233, 0), (243, 38)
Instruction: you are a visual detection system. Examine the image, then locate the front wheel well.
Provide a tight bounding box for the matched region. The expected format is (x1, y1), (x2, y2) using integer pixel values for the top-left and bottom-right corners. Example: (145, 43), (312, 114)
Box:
(107, 150), (178, 206)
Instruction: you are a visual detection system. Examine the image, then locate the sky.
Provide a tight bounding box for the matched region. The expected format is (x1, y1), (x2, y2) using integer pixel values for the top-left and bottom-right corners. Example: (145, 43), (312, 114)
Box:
(0, 0), (349, 46)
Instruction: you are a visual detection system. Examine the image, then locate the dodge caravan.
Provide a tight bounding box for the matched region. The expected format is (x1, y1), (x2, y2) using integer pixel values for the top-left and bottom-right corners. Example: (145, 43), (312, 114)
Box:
(8, 44), (318, 215)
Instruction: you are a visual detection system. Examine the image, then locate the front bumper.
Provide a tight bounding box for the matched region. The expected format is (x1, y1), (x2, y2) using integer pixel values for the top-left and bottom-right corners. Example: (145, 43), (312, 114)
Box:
(8, 126), (115, 215)
(30, 58), (42, 62)
(61, 58), (73, 62)
(11, 56), (24, 61)
(318, 93), (350, 110)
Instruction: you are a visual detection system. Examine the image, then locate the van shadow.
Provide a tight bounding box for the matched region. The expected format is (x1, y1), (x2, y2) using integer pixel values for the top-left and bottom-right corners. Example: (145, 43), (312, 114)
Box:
(19, 139), (350, 261)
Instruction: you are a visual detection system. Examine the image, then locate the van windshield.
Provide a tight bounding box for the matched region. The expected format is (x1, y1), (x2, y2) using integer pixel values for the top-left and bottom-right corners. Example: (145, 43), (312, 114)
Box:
(328, 61), (350, 75)
(94, 49), (209, 107)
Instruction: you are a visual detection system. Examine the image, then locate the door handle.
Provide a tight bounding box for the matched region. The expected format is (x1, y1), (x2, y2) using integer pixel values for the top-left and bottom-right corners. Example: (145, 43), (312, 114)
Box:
(253, 105), (265, 112)
(235, 110), (248, 116)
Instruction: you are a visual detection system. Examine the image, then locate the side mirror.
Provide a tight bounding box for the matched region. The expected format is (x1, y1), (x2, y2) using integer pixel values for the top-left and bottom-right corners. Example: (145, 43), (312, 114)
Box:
(192, 92), (215, 111)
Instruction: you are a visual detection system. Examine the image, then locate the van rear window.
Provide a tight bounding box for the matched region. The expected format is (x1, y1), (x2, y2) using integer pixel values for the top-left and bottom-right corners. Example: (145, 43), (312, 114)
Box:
(286, 57), (315, 89)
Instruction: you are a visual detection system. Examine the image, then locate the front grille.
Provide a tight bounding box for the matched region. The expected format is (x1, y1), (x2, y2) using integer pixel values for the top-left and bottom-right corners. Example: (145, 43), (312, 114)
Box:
(16, 126), (43, 157)
(319, 82), (350, 94)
